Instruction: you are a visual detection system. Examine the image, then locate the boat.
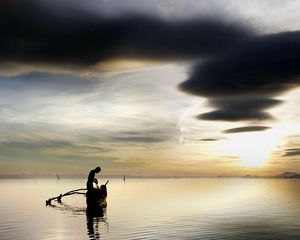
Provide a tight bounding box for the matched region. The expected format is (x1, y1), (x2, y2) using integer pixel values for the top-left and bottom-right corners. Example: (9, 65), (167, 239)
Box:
(86, 182), (108, 216)
(46, 180), (109, 217)
(86, 184), (107, 208)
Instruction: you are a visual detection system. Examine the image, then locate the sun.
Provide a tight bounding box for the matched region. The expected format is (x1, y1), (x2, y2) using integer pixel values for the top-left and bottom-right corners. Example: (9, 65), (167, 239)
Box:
(239, 146), (270, 168)
(230, 132), (276, 167)
(216, 125), (295, 168)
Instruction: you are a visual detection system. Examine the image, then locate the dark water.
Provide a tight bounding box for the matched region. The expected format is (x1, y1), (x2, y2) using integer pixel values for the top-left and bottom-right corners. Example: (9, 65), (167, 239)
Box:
(0, 178), (299, 240)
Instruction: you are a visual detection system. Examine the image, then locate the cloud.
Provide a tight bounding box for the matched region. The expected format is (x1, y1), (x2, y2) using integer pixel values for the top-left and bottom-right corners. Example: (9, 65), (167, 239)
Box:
(199, 138), (219, 141)
(110, 130), (171, 143)
(111, 136), (167, 143)
(0, 0), (252, 75)
(179, 31), (300, 122)
(2, 0), (300, 125)
(0, 132), (112, 162)
(197, 98), (282, 121)
(283, 148), (300, 157)
(223, 126), (270, 134)
(180, 31), (300, 98)
(0, 72), (102, 94)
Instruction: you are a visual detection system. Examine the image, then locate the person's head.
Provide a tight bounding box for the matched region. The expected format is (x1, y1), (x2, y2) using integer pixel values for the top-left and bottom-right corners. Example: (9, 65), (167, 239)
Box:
(94, 167), (101, 173)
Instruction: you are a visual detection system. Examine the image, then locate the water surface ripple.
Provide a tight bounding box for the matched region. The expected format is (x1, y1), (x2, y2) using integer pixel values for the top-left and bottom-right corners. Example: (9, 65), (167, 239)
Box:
(0, 178), (299, 239)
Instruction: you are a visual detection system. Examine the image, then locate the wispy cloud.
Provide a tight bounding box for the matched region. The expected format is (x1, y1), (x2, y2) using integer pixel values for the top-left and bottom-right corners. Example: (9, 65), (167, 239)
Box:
(283, 148), (300, 157)
(199, 138), (219, 141)
(223, 126), (271, 134)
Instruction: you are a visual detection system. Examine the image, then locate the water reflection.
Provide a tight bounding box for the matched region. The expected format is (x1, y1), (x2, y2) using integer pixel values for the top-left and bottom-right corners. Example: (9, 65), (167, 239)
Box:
(48, 201), (87, 215)
(1, 179), (300, 240)
(86, 211), (108, 240)
(48, 200), (109, 239)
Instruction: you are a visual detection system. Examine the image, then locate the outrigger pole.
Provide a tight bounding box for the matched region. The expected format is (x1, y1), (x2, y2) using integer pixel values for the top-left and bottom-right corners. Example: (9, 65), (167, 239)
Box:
(45, 180), (109, 206)
(46, 188), (87, 206)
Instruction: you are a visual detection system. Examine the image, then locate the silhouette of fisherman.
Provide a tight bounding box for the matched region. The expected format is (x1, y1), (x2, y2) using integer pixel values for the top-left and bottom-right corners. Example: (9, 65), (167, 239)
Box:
(87, 167), (101, 192)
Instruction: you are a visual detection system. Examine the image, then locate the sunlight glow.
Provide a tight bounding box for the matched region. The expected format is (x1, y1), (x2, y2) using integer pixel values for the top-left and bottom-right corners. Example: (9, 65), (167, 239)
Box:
(216, 124), (297, 168)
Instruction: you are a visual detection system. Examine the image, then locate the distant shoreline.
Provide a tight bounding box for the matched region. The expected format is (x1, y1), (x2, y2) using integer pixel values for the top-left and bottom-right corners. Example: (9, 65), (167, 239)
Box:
(0, 172), (299, 179)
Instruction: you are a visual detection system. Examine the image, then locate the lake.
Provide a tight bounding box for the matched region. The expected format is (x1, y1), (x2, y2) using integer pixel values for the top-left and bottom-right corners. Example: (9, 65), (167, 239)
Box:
(0, 178), (299, 240)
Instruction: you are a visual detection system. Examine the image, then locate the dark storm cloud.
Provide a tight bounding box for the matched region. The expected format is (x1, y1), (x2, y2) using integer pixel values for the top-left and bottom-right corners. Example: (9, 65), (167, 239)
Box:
(180, 31), (300, 98)
(197, 98), (282, 121)
(283, 148), (300, 157)
(179, 31), (300, 122)
(223, 126), (270, 134)
(0, 0), (252, 69)
(2, 0), (300, 125)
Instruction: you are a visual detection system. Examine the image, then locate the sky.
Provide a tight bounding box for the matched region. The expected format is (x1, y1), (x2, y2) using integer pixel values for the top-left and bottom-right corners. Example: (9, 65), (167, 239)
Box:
(1, 0), (300, 176)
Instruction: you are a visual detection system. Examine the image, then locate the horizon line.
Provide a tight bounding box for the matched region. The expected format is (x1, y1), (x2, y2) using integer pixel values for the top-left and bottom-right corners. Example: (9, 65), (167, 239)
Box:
(0, 172), (299, 179)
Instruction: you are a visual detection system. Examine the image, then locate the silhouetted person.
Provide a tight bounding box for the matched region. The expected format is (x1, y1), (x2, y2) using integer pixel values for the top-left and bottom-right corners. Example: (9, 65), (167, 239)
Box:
(87, 167), (101, 191)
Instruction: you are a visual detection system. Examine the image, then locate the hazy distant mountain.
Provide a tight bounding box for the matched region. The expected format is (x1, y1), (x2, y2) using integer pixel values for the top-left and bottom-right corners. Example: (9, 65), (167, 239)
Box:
(278, 171), (300, 178)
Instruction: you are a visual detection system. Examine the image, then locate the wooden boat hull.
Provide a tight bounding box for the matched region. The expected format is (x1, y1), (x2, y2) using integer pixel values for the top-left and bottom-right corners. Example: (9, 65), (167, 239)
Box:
(86, 184), (107, 216)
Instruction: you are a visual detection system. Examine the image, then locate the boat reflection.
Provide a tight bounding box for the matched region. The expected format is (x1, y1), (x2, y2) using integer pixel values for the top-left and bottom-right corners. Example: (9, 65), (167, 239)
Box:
(48, 201), (108, 239)
(86, 208), (108, 240)
(47, 201), (87, 215)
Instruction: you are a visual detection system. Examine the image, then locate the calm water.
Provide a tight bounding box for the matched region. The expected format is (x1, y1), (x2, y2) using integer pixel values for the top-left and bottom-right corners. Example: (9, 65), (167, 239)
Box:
(0, 178), (299, 240)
